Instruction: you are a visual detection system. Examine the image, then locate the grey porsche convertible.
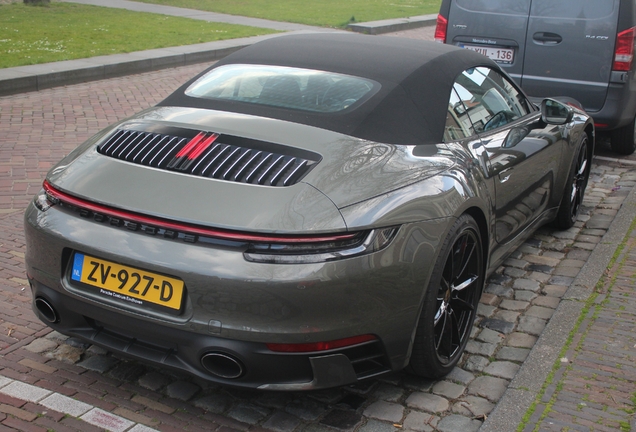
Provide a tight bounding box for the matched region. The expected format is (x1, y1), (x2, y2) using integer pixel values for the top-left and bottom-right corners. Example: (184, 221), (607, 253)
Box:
(24, 33), (593, 390)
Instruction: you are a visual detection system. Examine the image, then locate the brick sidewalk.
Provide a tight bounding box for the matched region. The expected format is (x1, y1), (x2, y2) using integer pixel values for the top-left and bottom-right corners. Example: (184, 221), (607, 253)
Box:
(522, 220), (636, 431)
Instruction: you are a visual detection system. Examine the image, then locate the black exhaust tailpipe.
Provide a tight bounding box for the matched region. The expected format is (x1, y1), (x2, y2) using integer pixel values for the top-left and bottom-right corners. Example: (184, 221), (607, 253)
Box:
(201, 352), (245, 379)
(35, 297), (58, 323)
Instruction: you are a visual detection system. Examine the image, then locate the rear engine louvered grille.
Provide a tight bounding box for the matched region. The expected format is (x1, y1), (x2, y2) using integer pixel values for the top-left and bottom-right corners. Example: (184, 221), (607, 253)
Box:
(97, 129), (317, 187)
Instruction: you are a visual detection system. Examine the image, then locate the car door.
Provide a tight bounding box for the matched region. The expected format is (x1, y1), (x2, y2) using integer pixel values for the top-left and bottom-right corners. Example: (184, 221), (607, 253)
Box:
(522, 0), (620, 111)
(451, 67), (564, 248)
(445, 0), (532, 80)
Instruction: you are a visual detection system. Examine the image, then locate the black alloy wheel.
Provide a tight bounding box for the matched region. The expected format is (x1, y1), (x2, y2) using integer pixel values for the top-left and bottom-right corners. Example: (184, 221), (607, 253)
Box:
(408, 214), (483, 378)
(434, 227), (480, 364)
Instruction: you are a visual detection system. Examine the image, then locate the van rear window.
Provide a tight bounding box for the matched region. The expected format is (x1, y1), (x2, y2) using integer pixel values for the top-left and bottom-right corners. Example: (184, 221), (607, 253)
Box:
(456, 0), (530, 14)
(530, 0), (616, 19)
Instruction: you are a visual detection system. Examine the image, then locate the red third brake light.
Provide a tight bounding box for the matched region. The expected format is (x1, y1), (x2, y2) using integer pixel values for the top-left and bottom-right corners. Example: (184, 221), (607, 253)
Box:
(434, 14), (448, 44)
(614, 27), (636, 72)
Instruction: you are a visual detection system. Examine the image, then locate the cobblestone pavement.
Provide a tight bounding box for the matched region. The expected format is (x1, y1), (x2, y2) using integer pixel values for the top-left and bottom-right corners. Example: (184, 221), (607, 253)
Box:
(2, 33), (636, 432)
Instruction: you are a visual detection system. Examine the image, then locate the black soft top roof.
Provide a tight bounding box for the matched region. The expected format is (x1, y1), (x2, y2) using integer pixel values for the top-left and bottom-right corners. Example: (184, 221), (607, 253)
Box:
(160, 33), (498, 145)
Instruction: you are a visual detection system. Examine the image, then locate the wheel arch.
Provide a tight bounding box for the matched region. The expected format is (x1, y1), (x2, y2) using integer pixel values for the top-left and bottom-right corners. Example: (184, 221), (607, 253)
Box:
(405, 208), (487, 377)
(584, 123), (595, 160)
(463, 206), (490, 288)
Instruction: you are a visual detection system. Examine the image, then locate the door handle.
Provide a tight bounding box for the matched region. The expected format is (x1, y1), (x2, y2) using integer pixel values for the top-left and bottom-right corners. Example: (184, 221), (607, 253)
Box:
(532, 32), (563, 45)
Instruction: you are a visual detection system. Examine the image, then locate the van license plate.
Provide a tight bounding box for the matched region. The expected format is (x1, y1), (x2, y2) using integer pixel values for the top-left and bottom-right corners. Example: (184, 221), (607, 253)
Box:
(461, 44), (514, 64)
(71, 252), (185, 312)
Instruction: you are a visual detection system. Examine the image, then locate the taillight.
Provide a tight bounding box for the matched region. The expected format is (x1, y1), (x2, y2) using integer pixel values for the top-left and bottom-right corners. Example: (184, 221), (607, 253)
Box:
(244, 227), (398, 264)
(40, 180), (362, 244)
(614, 27), (636, 72)
(40, 180), (399, 263)
(33, 185), (59, 212)
(434, 14), (448, 44)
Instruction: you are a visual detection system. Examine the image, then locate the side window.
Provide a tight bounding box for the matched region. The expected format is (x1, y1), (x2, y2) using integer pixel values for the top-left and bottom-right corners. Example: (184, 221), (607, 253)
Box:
(452, 67), (531, 134)
(443, 88), (474, 142)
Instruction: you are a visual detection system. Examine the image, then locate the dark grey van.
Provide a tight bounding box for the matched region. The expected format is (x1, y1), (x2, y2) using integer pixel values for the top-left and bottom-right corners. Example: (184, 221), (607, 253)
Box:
(435, 0), (636, 154)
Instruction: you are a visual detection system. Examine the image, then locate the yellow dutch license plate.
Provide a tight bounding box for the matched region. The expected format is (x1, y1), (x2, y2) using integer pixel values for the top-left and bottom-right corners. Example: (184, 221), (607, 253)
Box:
(70, 252), (184, 311)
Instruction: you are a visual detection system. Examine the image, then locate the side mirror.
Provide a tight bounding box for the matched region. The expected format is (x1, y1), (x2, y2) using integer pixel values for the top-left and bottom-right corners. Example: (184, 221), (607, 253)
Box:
(541, 98), (574, 125)
(503, 126), (530, 148)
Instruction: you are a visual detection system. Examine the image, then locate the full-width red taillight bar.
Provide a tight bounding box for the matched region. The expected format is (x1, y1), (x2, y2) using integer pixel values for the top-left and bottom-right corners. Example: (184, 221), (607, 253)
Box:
(42, 180), (360, 244)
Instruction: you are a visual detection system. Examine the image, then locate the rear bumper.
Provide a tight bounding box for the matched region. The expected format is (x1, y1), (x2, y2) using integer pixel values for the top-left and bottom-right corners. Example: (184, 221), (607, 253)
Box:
(24, 200), (446, 389)
(30, 278), (390, 390)
(587, 74), (636, 130)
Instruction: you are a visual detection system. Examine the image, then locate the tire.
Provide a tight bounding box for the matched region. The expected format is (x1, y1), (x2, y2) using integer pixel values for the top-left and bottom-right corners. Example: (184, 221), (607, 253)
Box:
(408, 214), (483, 378)
(553, 135), (590, 230)
(610, 116), (636, 155)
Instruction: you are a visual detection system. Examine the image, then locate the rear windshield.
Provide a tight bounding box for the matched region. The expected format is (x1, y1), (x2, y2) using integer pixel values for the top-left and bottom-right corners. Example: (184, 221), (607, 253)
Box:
(185, 64), (378, 113)
(530, 0), (615, 19)
(455, 0), (530, 14)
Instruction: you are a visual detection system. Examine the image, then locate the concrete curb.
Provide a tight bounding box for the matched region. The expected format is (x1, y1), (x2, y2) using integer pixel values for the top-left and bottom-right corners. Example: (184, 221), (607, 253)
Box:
(347, 14), (437, 35)
(0, 373), (158, 431)
(481, 157), (636, 431)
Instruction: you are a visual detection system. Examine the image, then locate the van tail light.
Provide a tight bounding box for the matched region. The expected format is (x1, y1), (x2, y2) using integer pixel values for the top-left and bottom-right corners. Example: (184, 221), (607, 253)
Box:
(434, 14), (448, 44)
(613, 27), (636, 72)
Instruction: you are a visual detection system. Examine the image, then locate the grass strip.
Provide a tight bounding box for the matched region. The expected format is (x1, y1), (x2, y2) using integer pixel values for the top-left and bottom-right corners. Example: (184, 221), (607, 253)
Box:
(133, 0), (441, 28)
(0, 2), (277, 68)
